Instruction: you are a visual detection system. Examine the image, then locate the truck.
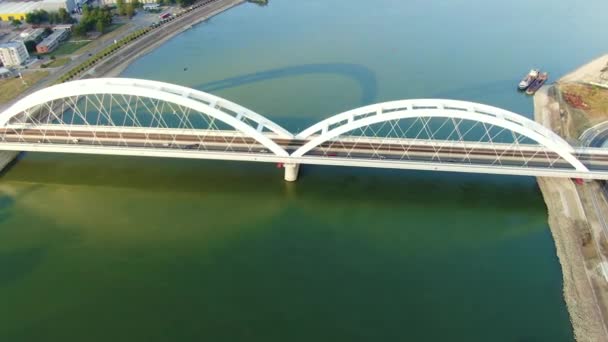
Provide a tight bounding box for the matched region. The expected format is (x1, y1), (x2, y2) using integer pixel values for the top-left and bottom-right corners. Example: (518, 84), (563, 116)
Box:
(572, 178), (584, 185)
(159, 12), (171, 19)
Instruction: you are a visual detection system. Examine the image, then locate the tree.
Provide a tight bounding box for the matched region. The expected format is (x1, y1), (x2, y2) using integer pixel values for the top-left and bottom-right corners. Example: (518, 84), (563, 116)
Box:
(74, 23), (88, 36)
(116, 0), (126, 16)
(57, 8), (74, 23)
(176, 0), (194, 7)
(25, 10), (49, 24)
(24, 40), (37, 53)
(25, 9), (72, 25)
(95, 19), (105, 33)
(74, 5), (113, 35)
(125, 3), (135, 17)
(11, 19), (22, 28)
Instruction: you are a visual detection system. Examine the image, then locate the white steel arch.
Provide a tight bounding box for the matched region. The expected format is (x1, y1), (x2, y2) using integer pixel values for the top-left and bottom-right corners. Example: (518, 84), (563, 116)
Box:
(0, 78), (292, 157)
(293, 99), (588, 172)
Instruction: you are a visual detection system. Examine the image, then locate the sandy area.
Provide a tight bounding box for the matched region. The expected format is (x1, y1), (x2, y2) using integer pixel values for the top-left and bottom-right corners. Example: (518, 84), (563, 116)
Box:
(560, 54), (608, 84)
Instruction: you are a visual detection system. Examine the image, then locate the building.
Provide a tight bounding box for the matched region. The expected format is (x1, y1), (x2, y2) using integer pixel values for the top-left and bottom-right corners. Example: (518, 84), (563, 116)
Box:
(35, 28), (68, 54)
(142, 3), (160, 10)
(0, 41), (29, 66)
(53, 24), (73, 32)
(38, 0), (75, 12)
(18, 28), (45, 43)
(101, 0), (156, 5)
(0, 0), (75, 22)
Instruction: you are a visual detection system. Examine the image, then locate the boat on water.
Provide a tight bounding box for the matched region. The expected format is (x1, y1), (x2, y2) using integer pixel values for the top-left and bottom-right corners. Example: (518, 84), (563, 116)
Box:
(518, 69), (540, 90)
(526, 72), (548, 95)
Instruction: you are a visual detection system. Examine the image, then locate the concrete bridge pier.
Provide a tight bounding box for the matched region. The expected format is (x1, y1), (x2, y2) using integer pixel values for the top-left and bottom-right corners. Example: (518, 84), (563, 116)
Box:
(284, 163), (300, 182)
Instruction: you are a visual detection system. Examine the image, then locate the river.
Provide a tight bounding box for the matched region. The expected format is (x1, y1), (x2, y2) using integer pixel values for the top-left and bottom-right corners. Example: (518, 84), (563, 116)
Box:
(1, 0), (607, 340)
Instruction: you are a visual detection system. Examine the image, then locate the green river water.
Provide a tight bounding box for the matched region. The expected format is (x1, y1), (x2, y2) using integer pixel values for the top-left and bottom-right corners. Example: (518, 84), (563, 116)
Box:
(2, 0), (608, 340)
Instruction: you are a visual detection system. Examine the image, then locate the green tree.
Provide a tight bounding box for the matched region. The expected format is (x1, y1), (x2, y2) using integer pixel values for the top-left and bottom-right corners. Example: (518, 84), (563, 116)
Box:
(95, 19), (105, 33)
(74, 5), (113, 35)
(74, 23), (88, 36)
(25, 10), (49, 24)
(125, 3), (135, 17)
(24, 40), (37, 52)
(176, 0), (194, 7)
(25, 12), (36, 24)
(57, 8), (74, 23)
(11, 19), (22, 28)
(116, 0), (126, 16)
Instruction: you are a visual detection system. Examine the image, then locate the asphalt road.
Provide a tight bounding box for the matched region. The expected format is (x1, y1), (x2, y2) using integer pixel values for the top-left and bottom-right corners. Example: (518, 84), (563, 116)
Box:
(4, 127), (608, 171)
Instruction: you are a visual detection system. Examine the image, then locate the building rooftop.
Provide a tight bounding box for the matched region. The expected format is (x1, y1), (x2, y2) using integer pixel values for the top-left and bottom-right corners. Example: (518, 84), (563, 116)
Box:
(0, 41), (24, 49)
(0, 1), (40, 14)
(0, 0), (70, 14)
(38, 28), (66, 46)
(19, 27), (44, 38)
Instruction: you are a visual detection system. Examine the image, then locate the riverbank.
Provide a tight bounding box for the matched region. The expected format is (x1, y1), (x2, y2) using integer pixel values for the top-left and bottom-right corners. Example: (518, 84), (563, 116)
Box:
(535, 54), (608, 342)
(86, 0), (245, 78)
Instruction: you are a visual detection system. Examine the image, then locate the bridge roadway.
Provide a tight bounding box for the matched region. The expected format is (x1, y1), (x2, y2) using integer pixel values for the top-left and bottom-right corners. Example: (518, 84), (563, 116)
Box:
(2, 126), (608, 180)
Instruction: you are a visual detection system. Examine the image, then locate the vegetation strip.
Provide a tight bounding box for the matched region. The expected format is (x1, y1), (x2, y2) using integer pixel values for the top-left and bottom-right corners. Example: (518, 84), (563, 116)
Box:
(56, 27), (151, 83)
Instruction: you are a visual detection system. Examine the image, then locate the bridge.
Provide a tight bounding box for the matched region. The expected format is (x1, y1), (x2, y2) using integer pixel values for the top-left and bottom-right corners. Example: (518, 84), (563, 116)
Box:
(2, 77), (608, 181)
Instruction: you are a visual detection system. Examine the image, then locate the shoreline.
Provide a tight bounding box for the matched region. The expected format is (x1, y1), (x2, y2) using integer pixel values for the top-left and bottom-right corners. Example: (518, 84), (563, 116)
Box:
(87, 0), (245, 78)
(534, 54), (608, 342)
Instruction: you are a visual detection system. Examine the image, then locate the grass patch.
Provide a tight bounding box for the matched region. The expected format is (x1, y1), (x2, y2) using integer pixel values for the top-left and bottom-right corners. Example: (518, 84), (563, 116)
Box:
(72, 23), (130, 54)
(46, 41), (91, 57)
(44, 57), (71, 68)
(105, 23), (125, 33)
(557, 83), (608, 138)
(560, 83), (608, 119)
(57, 27), (152, 83)
(0, 71), (49, 104)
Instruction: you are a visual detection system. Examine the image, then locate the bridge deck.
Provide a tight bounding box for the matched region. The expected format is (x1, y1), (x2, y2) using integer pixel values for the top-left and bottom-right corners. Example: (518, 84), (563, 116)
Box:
(1, 127), (608, 179)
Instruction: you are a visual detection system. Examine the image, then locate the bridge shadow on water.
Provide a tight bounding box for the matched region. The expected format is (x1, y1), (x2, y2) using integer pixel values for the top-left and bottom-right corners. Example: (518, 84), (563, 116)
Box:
(2, 154), (543, 213)
(193, 63), (379, 106)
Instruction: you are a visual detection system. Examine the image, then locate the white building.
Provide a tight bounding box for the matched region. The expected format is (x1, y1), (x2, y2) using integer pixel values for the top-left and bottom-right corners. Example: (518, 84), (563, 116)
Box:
(101, 0), (156, 5)
(18, 28), (45, 43)
(143, 3), (160, 10)
(36, 28), (69, 54)
(0, 41), (29, 67)
(53, 24), (73, 32)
